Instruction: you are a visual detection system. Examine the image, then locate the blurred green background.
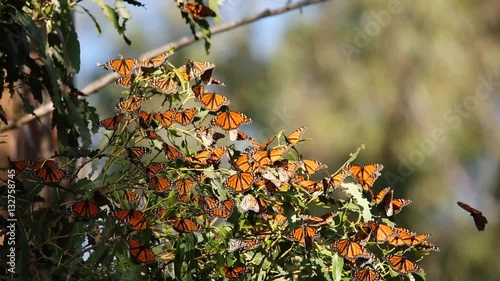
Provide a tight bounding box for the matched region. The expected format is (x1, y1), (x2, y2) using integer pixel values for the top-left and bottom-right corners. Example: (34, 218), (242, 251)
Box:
(76, 0), (500, 279)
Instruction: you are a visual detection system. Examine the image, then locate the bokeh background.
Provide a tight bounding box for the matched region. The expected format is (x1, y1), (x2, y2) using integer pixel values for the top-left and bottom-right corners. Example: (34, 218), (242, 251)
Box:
(75, 0), (500, 279)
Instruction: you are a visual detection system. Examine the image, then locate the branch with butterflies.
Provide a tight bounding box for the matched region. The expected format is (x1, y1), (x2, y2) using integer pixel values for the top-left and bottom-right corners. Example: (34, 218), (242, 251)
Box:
(2, 50), (442, 281)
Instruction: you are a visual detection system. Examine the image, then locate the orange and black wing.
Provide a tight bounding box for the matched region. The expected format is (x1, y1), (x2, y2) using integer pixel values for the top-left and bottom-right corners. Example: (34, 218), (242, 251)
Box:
(33, 161), (70, 183)
(332, 239), (368, 260)
(115, 96), (146, 113)
(172, 108), (198, 126)
(138, 111), (153, 129)
(222, 266), (248, 279)
(171, 216), (202, 233)
(182, 3), (216, 20)
(98, 114), (122, 130)
(384, 254), (421, 274)
(196, 92), (230, 111)
(347, 163), (383, 196)
(150, 176), (171, 193)
(69, 200), (99, 219)
(103, 58), (138, 75)
(128, 239), (156, 264)
(174, 178), (195, 196)
(126, 146), (151, 162)
(210, 110), (251, 130)
(285, 125), (307, 146)
(154, 109), (176, 128)
(163, 143), (183, 160)
(351, 268), (380, 281)
(139, 52), (172, 68)
(224, 172), (254, 193)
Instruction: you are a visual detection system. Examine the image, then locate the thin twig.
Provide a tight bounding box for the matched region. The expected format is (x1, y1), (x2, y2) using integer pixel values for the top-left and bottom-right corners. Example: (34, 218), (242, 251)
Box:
(0, 0), (331, 133)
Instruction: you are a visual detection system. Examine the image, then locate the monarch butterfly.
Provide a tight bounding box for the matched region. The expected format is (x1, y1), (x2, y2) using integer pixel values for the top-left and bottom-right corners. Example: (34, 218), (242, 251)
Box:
(69, 200), (100, 218)
(294, 175), (325, 193)
(185, 149), (212, 167)
(388, 228), (430, 247)
(416, 240), (440, 252)
(115, 75), (133, 88)
(330, 170), (348, 189)
(128, 239), (156, 264)
(115, 96), (146, 113)
(139, 52), (172, 68)
(144, 130), (163, 141)
(152, 208), (166, 217)
(222, 265), (248, 279)
(383, 190), (411, 216)
(154, 109), (176, 128)
(262, 213), (287, 226)
(252, 147), (288, 167)
(163, 143), (183, 160)
(171, 216), (203, 233)
(230, 153), (254, 173)
(346, 163), (384, 197)
(227, 131), (250, 144)
(138, 111), (153, 129)
(351, 268), (381, 281)
(285, 125), (307, 146)
(174, 178), (195, 195)
(372, 187), (391, 205)
(299, 212), (337, 226)
(457, 201), (488, 231)
(239, 193), (266, 213)
(195, 126), (225, 146)
(123, 191), (140, 202)
(101, 58), (138, 76)
(32, 160), (71, 183)
(172, 108), (198, 126)
(362, 221), (396, 243)
(195, 90), (230, 111)
(302, 159), (328, 175)
(332, 239), (369, 260)
(193, 195), (220, 212)
(384, 254), (421, 274)
(98, 114), (123, 130)
(151, 77), (178, 95)
(179, 61), (215, 79)
(7, 157), (33, 175)
(111, 209), (148, 230)
(224, 172), (254, 193)
(210, 110), (251, 130)
(207, 199), (235, 219)
(250, 136), (276, 150)
(126, 146), (151, 162)
(143, 163), (167, 178)
(208, 146), (226, 164)
(228, 238), (261, 253)
(289, 225), (319, 251)
(150, 176), (171, 193)
(182, 3), (216, 20)
(275, 159), (300, 183)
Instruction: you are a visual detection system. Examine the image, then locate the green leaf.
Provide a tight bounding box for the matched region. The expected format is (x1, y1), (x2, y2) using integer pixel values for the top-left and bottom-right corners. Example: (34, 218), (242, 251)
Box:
(59, 0), (81, 73)
(331, 253), (343, 281)
(342, 182), (372, 221)
(80, 6), (102, 35)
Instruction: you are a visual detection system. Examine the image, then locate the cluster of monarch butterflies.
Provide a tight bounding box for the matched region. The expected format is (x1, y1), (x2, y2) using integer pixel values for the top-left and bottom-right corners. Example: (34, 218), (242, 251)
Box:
(5, 51), (442, 280)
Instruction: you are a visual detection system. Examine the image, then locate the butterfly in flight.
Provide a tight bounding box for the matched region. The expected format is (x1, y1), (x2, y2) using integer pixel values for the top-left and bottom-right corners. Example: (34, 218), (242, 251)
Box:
(457, 201), (488, 231)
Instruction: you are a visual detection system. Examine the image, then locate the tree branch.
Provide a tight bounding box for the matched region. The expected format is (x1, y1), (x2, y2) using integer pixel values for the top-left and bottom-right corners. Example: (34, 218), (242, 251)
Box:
(0, 0), (331, 133)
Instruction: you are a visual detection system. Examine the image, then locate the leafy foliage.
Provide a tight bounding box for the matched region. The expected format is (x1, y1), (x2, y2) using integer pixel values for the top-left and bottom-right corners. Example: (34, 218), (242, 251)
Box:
(2, 51), (438, 280)
(0, 1), (440, 280)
